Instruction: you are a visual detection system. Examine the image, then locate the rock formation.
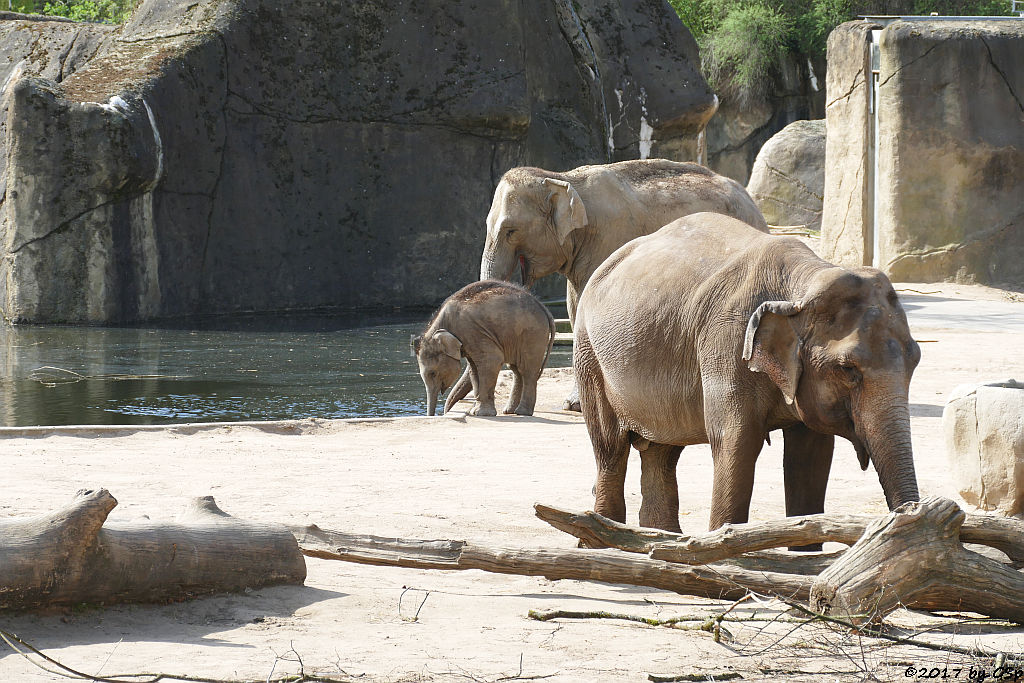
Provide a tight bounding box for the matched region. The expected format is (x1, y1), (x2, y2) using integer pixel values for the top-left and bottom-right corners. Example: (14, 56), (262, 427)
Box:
(0, 0), (716, 323)
(705, 53), (825, 184)
(821, 19), (1024, 286)
(944, 380), (1024, 517)
(746, 118), (824, 231)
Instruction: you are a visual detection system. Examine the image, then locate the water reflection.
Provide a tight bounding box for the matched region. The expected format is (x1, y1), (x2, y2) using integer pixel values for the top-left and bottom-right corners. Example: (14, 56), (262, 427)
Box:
(0, 309), (571, 426)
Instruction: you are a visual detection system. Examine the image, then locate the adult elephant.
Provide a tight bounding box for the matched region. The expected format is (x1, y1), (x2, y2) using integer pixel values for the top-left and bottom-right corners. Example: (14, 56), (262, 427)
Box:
(574, 212), (920, 536)
(472, 159), (769, 411)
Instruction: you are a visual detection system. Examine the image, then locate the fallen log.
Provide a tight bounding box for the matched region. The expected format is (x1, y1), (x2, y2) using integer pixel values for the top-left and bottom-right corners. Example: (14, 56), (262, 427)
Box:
(295, 496), (1024, 622)
(0, 489), (306, 611)
(533, 504), (838, 575)
(291, 524), (812, 601)
(534, 503), (1024, 566)
(810, 496), (1024, 624)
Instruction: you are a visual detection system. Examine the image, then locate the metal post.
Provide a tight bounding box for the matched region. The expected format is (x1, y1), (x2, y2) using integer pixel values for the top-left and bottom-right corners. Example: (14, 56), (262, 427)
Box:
(869, 30), (881, 269)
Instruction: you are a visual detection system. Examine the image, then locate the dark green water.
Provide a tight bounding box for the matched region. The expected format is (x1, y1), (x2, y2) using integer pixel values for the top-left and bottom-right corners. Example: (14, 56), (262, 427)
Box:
(0, 311), (571, 426)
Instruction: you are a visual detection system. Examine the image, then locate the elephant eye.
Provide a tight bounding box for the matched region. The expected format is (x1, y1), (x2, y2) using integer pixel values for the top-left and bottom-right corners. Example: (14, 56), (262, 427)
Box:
(839, 363), (862, 385)
(505, 228), (517, 241)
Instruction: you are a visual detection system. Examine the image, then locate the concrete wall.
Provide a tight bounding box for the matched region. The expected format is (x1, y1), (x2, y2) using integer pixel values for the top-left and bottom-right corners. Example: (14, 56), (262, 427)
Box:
(822, 19), (1024, 286)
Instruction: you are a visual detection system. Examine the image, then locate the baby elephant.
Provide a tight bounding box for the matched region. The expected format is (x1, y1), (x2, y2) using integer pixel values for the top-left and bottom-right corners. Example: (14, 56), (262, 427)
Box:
(412, 280), (555, 417)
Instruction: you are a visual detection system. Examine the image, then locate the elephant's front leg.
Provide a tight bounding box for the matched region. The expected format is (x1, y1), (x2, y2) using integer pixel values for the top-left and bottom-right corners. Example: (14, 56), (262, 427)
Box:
(468, 351), (502, 417)
(782, 423), (834, 551)
(638, 442), (683, 532)
(706, 423), (767, 530)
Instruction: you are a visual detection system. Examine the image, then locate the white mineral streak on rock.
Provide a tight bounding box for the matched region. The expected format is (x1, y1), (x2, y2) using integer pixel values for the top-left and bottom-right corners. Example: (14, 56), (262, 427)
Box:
(1, 60), (26, 98)
(99, 95), (131, 116)
(639, 117), (653, 160)
(807, 58), (819, 92)
(638, 87), (653, 160)
(142, 98), (164, 189)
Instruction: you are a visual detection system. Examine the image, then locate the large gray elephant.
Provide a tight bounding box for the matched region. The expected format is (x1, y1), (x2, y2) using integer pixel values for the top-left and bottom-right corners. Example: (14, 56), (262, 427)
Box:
(574, 212), (921, 535)
(474, 159), (769, 410)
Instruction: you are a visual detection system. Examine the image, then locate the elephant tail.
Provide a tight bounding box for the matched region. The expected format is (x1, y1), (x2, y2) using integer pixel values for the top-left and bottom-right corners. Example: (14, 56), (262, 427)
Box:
(443, 364), (473, 414)
(541, 309), (556, 372)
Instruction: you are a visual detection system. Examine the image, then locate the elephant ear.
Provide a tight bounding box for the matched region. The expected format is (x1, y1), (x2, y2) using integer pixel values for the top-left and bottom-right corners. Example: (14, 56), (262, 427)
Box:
(542, 178), (588, 245)
(742, 301), (804, 404)
(433, 329), (462, 360)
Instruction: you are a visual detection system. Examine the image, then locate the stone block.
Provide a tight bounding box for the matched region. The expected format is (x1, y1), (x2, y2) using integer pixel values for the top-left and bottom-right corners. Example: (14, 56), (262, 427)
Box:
(821, 19), (1024, 285)
(820, 20), (876, 268)
(944, 380), (1024, 516)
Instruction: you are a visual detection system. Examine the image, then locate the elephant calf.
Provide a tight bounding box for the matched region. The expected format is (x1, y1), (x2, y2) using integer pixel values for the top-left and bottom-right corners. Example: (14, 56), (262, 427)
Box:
(575, 212), (921, 535)
(412, 280), (555, 417)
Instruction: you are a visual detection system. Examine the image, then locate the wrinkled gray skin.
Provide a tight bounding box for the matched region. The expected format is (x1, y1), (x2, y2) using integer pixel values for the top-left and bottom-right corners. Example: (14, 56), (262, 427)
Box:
(574, 213), (921, 538)
(412, 281), (555, 417)
(474, 159), (769, 410)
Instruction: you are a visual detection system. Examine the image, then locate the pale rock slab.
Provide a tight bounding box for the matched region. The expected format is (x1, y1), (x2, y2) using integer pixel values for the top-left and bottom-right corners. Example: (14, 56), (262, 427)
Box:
(944, 380), (1024, 516)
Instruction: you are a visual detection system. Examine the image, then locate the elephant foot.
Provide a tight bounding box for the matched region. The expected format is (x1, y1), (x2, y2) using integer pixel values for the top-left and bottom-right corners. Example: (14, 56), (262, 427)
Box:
(469, 404), (497, 417)
(562, 385), (581, 412)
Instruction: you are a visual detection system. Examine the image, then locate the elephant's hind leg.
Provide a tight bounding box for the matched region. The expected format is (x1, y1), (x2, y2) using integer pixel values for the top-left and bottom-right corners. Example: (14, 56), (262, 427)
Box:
(503, 366), (525, 414)
(638, 442), (683, 532)
(783, 424), (834, 551)
(576, 330), (629, 525)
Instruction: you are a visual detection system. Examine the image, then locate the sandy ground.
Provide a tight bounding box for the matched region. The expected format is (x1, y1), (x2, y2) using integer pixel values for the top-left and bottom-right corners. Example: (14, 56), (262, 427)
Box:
(2, 281), (1024, 682)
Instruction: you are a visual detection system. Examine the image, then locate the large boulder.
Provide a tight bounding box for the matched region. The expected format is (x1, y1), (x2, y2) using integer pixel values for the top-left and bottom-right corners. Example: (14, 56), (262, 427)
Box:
(944, 380), (1024, 516)
(0, 0), (716, 323)
(746, 118), (824, 231)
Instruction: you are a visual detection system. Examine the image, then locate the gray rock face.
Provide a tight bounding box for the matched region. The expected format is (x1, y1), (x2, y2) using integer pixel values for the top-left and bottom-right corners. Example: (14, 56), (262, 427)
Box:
(746, 119), (824, 231)
(822, 19), (1024, 286)
(944, 380), (1024, 517)
(0, 0), (715, 323)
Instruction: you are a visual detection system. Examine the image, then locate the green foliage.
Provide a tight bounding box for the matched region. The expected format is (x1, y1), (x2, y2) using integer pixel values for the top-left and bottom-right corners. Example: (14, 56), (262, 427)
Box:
(669, 0), (1017, 103)
(7, 0), (137, 22)
(701, 2), (791, 105)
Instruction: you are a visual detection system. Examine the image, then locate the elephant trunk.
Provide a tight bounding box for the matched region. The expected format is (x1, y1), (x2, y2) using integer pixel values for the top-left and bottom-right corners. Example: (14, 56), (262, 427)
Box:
(444, 368), (474, 414)
(425, 385), (439, 417)
(859, 399), (920, 510)
(480, 244), (519, 283)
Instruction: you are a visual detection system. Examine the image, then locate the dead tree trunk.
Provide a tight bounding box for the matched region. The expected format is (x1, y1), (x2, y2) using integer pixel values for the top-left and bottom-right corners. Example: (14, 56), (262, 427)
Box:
(809, 496), (1024, 624)
(291, 524), (812, 601)
(295, 497), (1024, 623)
(534, 503), (1024, 567)
(0, 489), (306, 611)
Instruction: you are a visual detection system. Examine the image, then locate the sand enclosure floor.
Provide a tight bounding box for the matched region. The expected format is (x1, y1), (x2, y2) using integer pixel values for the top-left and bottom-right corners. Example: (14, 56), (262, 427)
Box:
(2, 283), (1024, 682)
